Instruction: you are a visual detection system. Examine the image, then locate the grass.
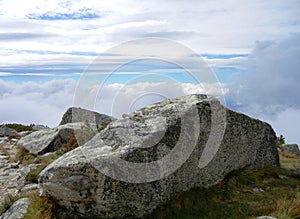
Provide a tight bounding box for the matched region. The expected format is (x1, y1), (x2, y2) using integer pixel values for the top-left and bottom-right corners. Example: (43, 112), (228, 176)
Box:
(2, 149), (299, 219)
(14, 146), (36, 165)
(280, 151), (300, 170)
(22, 193), (56, 219)
(147, 152), (300, 219)
(25, 164), (49, 184)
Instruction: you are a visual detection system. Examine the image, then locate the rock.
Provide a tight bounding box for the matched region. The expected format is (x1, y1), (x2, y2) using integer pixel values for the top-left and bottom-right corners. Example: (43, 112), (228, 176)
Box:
(31, 124), (49, 131)
(39, 94), (279, 218)
(256, 216), (277, 219)
(59, 107), (116, 129)
(16, 108), (115, 155)
(0, 198), (31, 219)
(19, 131), (32, 137)
(0, 137), (8, 145)
(278, 144), (300, 157)
(17, 123), (97, 155)
(0, 126), (20, 138)
(253, 187), (265, 193)
(21, 183), (38, 193)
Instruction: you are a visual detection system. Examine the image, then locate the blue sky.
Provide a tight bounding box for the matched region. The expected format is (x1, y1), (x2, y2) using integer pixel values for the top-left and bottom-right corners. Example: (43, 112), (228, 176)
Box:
(0, 0), (300, 145)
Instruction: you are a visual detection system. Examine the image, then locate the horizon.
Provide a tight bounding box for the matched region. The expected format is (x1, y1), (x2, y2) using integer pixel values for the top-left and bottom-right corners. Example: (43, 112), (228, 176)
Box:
(0, 0), (300, 145)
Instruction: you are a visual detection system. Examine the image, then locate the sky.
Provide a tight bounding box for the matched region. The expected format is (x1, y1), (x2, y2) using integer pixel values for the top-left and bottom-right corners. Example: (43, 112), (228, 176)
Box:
(0, 0), (299, 145)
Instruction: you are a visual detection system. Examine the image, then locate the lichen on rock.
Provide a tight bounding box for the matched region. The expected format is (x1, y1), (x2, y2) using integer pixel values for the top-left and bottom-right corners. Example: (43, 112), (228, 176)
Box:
(38, 94), (279, 218)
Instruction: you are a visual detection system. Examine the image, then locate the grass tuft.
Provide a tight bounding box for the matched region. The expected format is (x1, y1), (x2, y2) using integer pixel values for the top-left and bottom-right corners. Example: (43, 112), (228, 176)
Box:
(23, 193), (56, 219)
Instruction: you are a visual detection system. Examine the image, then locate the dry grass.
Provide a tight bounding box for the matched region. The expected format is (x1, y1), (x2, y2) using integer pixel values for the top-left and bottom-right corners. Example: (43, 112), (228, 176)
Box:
(23, 193), (56, 219)
(279, 151), (300, 170)
(272, 192), (300, 219)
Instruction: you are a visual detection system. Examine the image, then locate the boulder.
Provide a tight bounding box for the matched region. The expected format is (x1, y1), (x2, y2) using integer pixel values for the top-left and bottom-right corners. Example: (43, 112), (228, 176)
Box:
(17, 123), (89, 155)
(0, 126), (20, 138)
(59, 107), (115, 129)
(278, 144), (300, 157)
(17, 109), (115, 155)
(31, 124), (50, 131)
(0, 198), (31, 219)
(39, 94), (279, 218)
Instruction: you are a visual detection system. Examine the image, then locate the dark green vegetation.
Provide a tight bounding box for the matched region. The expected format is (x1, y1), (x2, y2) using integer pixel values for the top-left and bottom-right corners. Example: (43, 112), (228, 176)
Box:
(277, 134), (286, 147)
(2, 123), (34, 132)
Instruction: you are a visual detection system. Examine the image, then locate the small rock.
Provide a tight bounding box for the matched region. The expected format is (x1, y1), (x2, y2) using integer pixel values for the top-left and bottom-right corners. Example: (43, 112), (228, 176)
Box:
(256, 216), (277, 219)
(0, 197), (31, 219)
(253, 187), (265, 193)
(31, 124), (49, 131)
(21, 184), (38, 192)
(9, 138), (18, 143)
(8, 163), (19, 169)
(278, 144), (300, 157)
(279, 175), (287, 179)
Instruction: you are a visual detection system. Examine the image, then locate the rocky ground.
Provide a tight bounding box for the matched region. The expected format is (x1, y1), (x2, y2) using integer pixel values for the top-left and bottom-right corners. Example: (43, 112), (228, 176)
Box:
(0, 137), (38, 206)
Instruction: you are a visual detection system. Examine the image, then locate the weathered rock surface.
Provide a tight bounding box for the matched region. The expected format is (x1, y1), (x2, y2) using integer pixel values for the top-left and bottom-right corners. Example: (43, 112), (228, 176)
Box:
(39, 94), (279, 218)
(0, 126), (20, 138)
(17, 123), (84, 155)
(0, 198), (31, 219)
(278, 144), (300, 157)
(59, 107), (116, 128)
(0, 140), (38, 206)
(17, 108), (115, 155)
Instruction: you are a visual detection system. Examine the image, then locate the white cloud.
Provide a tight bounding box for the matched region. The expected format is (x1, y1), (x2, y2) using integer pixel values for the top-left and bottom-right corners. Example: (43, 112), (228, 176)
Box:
(225, 33), (300, 145)
(0, 79), (225, 127)
(0, 79), (76, 127)
(0, 0), (299, 68)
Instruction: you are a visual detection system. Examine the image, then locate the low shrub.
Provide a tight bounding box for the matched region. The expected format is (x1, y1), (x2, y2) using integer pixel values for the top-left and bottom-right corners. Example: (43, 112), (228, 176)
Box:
(4, 123), (33, 132)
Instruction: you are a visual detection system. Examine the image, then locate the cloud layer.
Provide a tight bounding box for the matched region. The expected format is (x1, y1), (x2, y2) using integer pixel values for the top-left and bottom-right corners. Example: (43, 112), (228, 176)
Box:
(226, 33), (300, 145)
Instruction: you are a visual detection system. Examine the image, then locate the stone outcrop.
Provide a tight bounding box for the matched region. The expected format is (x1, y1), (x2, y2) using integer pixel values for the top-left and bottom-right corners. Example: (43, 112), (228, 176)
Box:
(17, 123), (84, 155)
(0, 126), (20, 138)
(59, 107), (115, 129)
(0, 198), (31, 219)
(17, 108), (115, 155)
(278, 144), (300, 157)
(39, 94), (279, 218)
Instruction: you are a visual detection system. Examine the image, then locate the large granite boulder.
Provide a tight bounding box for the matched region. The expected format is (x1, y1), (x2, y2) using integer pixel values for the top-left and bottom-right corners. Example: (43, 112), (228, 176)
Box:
(17, 109), (115, 155)
(59, 107), (115, 129)
(278, 144), (300, 157)
(39, 94), (279, 218)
